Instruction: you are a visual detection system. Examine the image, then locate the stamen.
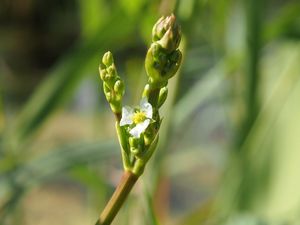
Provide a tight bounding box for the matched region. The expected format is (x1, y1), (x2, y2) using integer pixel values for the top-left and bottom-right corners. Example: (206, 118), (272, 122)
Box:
(132, 112), (146, 124)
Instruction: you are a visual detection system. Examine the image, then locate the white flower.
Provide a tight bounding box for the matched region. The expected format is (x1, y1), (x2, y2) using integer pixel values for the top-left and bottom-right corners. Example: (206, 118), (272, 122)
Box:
(120, 97), (153, 138)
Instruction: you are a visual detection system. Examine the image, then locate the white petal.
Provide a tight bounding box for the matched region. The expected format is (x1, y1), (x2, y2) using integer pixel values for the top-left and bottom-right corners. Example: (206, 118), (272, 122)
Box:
(120, 106), (134, 126)
(140, 97), (152, 119)
(129, 119), (150, 138)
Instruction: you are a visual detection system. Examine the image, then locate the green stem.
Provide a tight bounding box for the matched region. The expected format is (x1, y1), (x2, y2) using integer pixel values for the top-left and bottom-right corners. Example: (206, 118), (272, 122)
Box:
(148, 85), (160, 108)
(114, 112), (121, 122)
(95, 171), (138, 225)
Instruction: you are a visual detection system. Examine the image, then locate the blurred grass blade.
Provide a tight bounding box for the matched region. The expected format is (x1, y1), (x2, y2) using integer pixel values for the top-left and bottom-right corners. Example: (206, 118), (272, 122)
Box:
(4, 9), (138, 151)
(177, 200), (215, 225)
(17, 140), (118, 187)
(0, 140), (118, 220)
(264, 2), (300, 41)
(218, 43), (300, 217)
(78, 0), (108, 38)
(172, 61), (225, 130)
(141, 183), (161, 225)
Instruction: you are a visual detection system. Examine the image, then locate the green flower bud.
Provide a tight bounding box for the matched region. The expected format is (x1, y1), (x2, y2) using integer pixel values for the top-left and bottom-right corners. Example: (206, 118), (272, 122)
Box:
(145, 44), (182, 87)
(158, 87), (168, 108)
(165, 49), (182, 78)
(99, 68), (107, 80)
(103, 83), (110, 95)
(129, 136), (144, 158)
(99, 51), (125, 114)
(104, 74), (113, 82)
(102, 51), (113, 67)
(129, 136), (139, 149)
(152, 14), (181, 52)
(145, 14), (182, 87)
(144, 124), (157, 146)
(105, 91), (112, 102)
(152, 17), (165, 41)
(107, 66), (116, 77)
(157, 28), (179, 53)
(114, 80), (125, 96)
(142, 84), (150, 98)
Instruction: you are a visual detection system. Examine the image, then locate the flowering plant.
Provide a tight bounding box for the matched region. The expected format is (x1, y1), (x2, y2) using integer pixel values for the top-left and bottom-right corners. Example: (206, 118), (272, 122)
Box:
(96, 14), (182, 225)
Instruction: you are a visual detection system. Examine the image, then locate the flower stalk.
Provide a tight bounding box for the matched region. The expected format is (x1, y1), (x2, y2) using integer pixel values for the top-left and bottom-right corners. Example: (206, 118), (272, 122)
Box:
(96, 14), (182, 225)
(95, 171), (138, 225)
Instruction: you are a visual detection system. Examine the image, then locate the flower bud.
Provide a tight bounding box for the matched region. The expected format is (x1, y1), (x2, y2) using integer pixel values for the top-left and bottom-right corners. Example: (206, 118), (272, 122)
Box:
(114, 80), (125, 96)
(145, 15), (182, 87)
(102, 51), (114, 67)
(142, 84), (150, 98)
(105, 91), (112, 102)
(145, 44), (182, 87)
(99, 51), (125, 114)
(99, 68), (107, 80)
(129, 136), (139, 148)
(158, 87), (168, 108)
(152, 14), (181, 52)
(129, 137), (144, 158)
(107, 65), (116, 76)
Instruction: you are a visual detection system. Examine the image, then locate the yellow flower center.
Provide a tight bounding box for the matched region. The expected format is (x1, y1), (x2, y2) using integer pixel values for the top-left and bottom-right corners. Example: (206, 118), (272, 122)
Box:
(132, 111), (147, 124)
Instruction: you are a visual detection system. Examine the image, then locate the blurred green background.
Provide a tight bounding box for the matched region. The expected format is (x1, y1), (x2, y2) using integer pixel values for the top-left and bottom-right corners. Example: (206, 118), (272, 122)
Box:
(1, 0), (300, 224)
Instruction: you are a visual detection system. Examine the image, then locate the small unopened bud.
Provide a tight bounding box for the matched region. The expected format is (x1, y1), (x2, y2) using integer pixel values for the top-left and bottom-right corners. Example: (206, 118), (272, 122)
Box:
(99, 51), (124, 114)
(99, 69), (107, 80)
(158, 87), (168, 108)
(142, 84), (151, 98)
(129, 137), (139, 148)
(145, 15), (182, 87)
(102, 51), (114, 66)
(104, 74), (113, 82)
(145, 44), (182, 87)
(152, 14), (181, 52)
(144, 124), (157, 146)
(152, 17), (165, 41)
(107, 66), (116, 77)
(129, 137), (144, 157)
(157, 28), (180, 53)
(114, 80), (125, 96)
(105, 91), (112, 102)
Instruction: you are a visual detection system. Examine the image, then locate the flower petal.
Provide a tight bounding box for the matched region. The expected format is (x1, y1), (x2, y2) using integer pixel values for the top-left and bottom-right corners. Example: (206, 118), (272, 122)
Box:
(129, 119), (150, 138)
(140, 97), (152, 119)
(120, 106), (134, 126)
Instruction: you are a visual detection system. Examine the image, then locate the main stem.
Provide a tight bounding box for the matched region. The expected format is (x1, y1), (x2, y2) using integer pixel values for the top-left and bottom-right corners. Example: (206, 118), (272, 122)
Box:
(95, 171), (138, 225)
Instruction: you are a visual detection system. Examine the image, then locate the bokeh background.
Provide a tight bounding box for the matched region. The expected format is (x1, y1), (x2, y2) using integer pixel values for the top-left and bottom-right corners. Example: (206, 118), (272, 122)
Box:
(1, 0), (300, 224)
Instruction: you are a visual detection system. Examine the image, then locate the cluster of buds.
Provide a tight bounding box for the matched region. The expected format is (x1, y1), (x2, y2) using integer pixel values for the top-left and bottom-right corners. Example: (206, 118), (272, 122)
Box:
(99, 52), (125, 117)
(98, 14), (182, 176)
(145, 14), (182, 90)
